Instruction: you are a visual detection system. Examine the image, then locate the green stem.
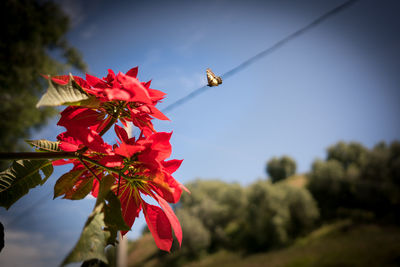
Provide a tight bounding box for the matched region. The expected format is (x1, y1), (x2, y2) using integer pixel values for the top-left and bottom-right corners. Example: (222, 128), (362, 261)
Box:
(0, 151), (142, 182)
(0, 151), (77, 160)
(80, 156), (142, 182)
(78, 157), (101, 182)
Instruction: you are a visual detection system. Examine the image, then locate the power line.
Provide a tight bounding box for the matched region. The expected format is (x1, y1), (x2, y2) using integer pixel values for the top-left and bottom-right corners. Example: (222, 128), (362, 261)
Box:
(162, 0), (360, 114)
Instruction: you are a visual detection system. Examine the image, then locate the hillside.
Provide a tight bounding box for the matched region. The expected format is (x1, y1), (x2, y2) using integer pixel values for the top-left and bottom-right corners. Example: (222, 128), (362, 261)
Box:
(127, 220), (400, 267)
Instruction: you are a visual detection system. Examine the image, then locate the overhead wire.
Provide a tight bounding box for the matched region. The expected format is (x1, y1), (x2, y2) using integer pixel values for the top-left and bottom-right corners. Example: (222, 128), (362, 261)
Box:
(162, 0), (360, 114)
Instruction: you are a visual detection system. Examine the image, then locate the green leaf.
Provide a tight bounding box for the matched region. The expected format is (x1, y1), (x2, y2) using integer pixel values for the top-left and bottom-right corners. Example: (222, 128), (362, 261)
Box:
(62, 203), (109, 266)
(95, 175), (115, 204)
(0, 160), (53, 209)
(26, 139), (61, 152)
(36, 74), (89, 107)
(64, 177), (94, 200)
(65, 95), (101, 108)
(104, 191), (130, 245)
(53, 169), (84, 199)
(62, 176), (129, 265)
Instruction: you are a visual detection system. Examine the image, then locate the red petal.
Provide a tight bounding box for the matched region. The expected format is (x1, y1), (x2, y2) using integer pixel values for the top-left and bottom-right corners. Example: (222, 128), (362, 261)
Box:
(116, 73), (152, 104)
(99, 155), (124, 167)
(91, 179), (99, 198)
(150, 132), (172, 161)
(114, 125), (129, 143)
(114, 143), (144, 158)
(59, 141), (80, 151)
(162, 159), (183, 175)
(104, 87), (132, 101)
(143, 202), (173, 252)
(58, 107), (104, 128)
(155, 195), (182, 247)
(143, 80), (151, 89)
(148, 88), (167, 101)
(126, 67), (138, 78)
(51, 75), (69, 85)
(151, 172), (182, 203)
(63, 127), (111, 154)
(149, 105), (169, 121)
(86, 73), (108, 88)
(119, 185), (141, 232)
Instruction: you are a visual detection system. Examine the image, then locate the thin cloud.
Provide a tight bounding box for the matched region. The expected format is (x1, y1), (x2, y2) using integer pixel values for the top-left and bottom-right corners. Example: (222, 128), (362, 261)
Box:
(80, 23), (98, 40)
(58, 0), (85, 28)
(0, 230), (68, 267)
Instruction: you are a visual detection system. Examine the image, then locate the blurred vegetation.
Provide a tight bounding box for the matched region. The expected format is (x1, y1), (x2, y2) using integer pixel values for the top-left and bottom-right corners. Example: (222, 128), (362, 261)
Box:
(308, 141), (400, 222)
(183, 221), (400, 267)
(0, 0), (86, 167)
(129, 140), (400, 267)
(267, 156), (297, 183)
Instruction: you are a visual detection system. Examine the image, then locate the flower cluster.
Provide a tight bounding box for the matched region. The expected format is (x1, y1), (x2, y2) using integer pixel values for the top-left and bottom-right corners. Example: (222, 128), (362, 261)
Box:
(52, 67), (186, 251)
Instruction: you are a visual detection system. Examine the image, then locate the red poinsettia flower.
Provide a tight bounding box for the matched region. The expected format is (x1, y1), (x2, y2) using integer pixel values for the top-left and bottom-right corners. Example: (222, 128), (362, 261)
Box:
(53, 67), (169, 137)
(49, 66), (186, 252)
(103, 125), (185, 251)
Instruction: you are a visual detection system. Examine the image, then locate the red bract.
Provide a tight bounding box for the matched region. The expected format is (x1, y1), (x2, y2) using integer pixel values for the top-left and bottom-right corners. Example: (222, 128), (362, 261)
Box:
(54, 67), (169, 136)
(109, 126), (184, 251)
(52, 66), (185, 252)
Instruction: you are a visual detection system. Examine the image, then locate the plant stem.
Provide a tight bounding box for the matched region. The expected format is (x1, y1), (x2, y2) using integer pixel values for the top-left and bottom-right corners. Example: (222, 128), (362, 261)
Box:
(80, 156), (142, 182)
(78, 157), (101, 182)
(0, 151), (77, 160)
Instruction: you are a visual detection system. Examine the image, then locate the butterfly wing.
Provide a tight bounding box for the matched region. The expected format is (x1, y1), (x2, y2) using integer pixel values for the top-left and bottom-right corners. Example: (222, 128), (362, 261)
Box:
(206, 68), (222, 87)
(206, 68), (215, 84)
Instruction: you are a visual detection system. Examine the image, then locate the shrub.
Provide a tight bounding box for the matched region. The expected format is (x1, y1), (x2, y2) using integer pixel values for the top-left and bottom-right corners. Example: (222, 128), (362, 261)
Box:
(266, 156), (297, 183)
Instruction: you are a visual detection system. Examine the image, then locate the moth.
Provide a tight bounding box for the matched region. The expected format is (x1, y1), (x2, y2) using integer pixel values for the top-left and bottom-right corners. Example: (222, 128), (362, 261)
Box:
(206, 68), (222, 87)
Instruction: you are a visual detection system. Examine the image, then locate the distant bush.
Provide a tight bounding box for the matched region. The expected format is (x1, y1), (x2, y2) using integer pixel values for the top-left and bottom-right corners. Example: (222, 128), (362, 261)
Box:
(173, 209), (211, 259)
(240, 181), (319, 252)
(308, 141), (400, 222)
(178, 179), (246, 251)
(174, 178), (319, 254)
(327, 141), (368, 169)
(267, 156), (297, 183)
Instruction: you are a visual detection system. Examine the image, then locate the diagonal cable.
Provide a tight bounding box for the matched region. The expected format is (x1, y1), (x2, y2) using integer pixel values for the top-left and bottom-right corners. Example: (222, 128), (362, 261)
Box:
(162, 0), (359, 114)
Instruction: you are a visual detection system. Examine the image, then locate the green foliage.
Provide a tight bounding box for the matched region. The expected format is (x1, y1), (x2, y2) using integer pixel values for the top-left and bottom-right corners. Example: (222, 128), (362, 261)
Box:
(174, 209), (211, 258)
(64, 177), (94, 200)
(36, 74), (91, 107)
(308, 141), (400, 222)
(179, 180), (246, 251)
(62, 175), (129, 266)
(0, 0), (86, 167)
(326, 141), (368, 169)
(0, 159), (53, 209)
(169, 222), (400, 267)
(26, 139), (61, 152)
(307, 159), (347, 219)
(173, 178), (318, 256)
(266, 156), (297, 183)
(53, 169), (85, 199)
(62, 204), (110, 265)
(241, 181), (319, 252)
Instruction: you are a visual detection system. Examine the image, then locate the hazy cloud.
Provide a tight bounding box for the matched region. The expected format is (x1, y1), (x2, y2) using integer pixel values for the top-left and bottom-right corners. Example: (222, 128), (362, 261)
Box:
(0, 230), (68, 267)
(58, 0), (86, 28)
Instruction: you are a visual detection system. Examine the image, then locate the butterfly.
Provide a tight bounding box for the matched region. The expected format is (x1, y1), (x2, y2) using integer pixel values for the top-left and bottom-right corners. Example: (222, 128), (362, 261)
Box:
(206, 68), (222, 87)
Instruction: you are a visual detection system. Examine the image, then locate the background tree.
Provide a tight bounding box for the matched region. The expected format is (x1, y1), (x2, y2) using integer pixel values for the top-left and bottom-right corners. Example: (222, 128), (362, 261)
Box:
(240, 181), (319, 252)
(326, 141), (368, 169)
(0, 0), (86, 168)
(178, 179), (246, 252)
(266, 156), (297, 183)
(308, 141), (400, 222)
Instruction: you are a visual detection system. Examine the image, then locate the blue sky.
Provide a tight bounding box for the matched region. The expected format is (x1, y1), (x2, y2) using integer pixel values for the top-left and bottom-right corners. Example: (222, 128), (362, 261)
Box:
(1, 0), (400, 266)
